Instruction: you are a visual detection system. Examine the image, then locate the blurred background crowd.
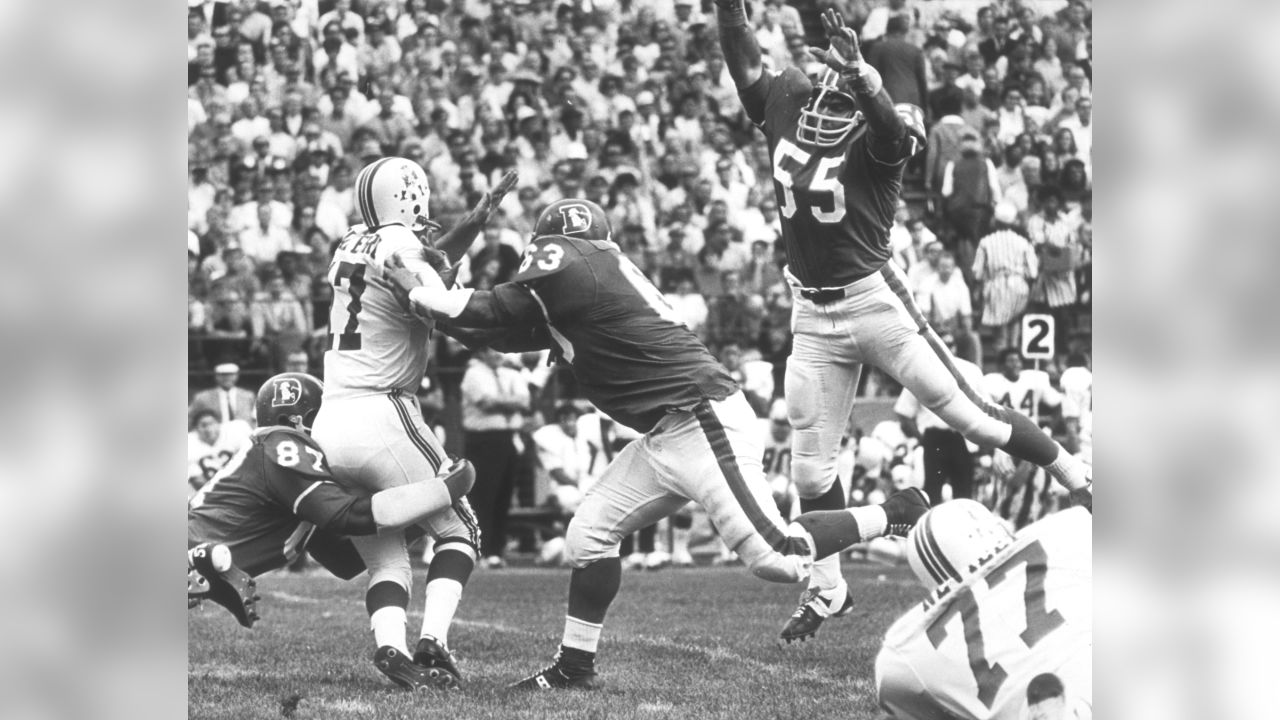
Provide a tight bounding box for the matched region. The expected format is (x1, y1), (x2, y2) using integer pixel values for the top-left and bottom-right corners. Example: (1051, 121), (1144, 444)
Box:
(188, 0), (1093, 565)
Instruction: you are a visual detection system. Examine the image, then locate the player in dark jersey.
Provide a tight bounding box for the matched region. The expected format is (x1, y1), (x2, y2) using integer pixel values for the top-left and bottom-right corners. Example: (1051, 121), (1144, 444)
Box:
(382, 198), (929, 690)
(187, 372), (475, 691)
(716, 3), (1094, 643)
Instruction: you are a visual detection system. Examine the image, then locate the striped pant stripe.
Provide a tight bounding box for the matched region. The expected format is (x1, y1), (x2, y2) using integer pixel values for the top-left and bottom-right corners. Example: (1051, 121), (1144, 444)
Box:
(880, 265), (1010, 420)
(692, 401), (805, 556)
(387, 392), (480, 549)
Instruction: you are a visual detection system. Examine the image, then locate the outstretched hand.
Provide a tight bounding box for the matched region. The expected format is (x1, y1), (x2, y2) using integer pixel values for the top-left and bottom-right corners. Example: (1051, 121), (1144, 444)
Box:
(383, 254), (423, 315)
(461, 170), (519, 228)
(808, 9), (879, 93)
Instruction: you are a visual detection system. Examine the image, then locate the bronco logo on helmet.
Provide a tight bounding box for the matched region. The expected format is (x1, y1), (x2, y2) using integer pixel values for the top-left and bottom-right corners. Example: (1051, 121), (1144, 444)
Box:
(559, 204), (593, 234)
(271, 378), (302, 407)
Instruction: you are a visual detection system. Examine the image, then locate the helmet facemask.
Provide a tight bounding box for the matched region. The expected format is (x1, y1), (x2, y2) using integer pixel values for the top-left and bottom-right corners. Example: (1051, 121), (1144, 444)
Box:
(797, 70), (863, 148)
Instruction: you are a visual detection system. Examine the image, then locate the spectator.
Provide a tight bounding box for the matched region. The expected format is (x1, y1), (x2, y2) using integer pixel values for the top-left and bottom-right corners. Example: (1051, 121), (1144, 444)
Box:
(238, 200), (296, 264)
(663, 277), (709, 338)
(742, 238), (784, 297)
(864, 15), (929, 112)
(973, 202), (1039, 352)
(705, 269), (763, 354)
(532, 402), (592, 515)
(1027, 185), (1081, 350)
(189, 362), (257, 428)
(940, 130), (1001, 279)
(919, 251), (981, 366)
(1054, 96), (1093, 163)
(252, 272), (309, 371)
(461, 348), (530, 569)
(995, 144), (1031, 219)
(924, 91), (974, 201)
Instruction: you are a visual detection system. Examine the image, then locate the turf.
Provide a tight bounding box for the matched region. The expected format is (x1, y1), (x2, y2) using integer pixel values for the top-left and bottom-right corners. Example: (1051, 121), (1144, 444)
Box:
(189, 562), (920, 720)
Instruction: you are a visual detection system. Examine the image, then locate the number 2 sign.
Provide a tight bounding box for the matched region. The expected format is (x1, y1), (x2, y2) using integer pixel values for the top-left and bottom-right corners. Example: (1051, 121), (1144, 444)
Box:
(1021, 314), (1055, 360)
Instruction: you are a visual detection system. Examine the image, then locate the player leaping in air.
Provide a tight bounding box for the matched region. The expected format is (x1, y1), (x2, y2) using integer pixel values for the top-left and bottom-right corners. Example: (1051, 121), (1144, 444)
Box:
(715, 3), (1093, 644)
(381, 198), (930, 691)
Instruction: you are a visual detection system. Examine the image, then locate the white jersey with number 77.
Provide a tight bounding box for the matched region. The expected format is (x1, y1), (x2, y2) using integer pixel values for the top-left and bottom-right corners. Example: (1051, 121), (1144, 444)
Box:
(875, 508), (1092, 720)
(322, 223), (446, 400)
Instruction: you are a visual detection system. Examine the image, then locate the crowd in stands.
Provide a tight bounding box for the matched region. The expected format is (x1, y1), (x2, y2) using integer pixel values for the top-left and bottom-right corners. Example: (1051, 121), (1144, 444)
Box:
(188, 0), (1093, 557)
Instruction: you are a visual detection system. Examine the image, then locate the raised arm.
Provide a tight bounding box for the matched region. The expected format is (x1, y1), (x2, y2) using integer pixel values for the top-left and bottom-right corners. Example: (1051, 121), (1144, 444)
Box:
(432, 170), (519, 265)
(810, 9), (906, 160)
(715, 0), (764, 91)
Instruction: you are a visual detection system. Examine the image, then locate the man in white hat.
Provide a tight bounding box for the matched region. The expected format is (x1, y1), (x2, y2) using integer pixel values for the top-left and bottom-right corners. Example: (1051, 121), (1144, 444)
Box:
(189, 363), (257, 428)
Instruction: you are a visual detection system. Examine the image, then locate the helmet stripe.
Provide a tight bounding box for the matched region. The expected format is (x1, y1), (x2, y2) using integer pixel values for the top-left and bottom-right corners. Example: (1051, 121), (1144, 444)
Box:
(923, 512), (963, 583)
(357, 157), (393, 228)
(913, 518), (948, 585)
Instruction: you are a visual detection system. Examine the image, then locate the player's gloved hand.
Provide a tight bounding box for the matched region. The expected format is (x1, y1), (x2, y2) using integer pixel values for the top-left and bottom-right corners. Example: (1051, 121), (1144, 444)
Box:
(808, 9), (883, 95)
(384, 254), (425, 315)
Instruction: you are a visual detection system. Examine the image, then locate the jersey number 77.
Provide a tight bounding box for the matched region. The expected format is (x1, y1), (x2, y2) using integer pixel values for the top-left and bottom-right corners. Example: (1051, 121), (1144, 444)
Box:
(924, 540), (1066, 707)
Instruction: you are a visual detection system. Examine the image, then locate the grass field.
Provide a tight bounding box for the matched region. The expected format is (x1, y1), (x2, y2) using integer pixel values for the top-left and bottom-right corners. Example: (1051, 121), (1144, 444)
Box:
(189, 561), (920, 720)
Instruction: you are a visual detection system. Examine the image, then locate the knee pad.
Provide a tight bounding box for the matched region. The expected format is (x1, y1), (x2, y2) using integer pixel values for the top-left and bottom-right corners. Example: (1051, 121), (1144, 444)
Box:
(746, 551), (809, 584)
(563, 520), (619, 569)
(790, 439), (838, 498)
(361, 544), (411, 594)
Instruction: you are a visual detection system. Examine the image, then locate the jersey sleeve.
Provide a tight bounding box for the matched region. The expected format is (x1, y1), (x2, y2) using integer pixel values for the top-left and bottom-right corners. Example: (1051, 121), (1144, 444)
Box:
(293, 480), (366, 531)
(512, 237), (597, 323)
(739, 66), (809, 135)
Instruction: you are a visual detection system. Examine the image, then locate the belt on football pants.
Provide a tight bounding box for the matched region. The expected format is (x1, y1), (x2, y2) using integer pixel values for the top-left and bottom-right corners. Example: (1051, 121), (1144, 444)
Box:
(798, 287), (847, 305)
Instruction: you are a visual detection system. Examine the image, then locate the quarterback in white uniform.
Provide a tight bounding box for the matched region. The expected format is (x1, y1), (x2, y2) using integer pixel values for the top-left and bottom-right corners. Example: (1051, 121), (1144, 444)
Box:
(875, 499), (1092, 720)
(310, 156), (512, 689)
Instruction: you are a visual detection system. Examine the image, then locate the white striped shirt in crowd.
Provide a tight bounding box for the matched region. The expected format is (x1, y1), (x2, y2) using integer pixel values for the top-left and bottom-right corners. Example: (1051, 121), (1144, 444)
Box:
(1027, 212), (1080, 308)
(972, 229), (1038, 326)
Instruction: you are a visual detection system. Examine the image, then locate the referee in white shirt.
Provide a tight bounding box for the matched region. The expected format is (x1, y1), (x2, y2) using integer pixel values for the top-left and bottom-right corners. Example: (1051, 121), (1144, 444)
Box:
(893, 334), (987, 505)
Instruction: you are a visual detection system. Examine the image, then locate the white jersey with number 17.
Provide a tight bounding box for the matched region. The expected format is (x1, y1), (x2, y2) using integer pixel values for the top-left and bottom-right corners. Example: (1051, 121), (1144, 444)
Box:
(876, 508), (1092, 720)
(322, 224), (446, 400)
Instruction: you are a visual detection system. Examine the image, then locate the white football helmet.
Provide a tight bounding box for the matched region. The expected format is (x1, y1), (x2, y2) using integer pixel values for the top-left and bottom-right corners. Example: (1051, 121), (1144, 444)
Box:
(354, 156), (440, 232)
(906, 499), (1014, 590)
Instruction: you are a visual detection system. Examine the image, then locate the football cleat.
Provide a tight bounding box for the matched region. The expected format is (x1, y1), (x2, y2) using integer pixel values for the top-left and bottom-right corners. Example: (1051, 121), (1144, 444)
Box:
(779, 583), (855, 644)
(883, 487), (931, 537)
(512, 661), (601, 691)
(372, 646), (443, 692)
(188, 543), (260, 628)
(413, 636), (462, 690)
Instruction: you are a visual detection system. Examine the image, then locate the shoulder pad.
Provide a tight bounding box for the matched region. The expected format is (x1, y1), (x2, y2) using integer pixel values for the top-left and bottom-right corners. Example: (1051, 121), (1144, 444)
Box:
(779, 65), (812, 95)
(258, 428), (329, 476)
(513, 235), (587, 283)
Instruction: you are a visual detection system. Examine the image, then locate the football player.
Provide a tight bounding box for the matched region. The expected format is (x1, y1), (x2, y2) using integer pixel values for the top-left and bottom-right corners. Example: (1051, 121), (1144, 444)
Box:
(715, 3), (1094, 642)
(187, 407), (251, 499)
(309, 156), (515, 689)
(187, 372), (475, 690)
(381, 198), (930, 690)
(875, 498), (1092, 719)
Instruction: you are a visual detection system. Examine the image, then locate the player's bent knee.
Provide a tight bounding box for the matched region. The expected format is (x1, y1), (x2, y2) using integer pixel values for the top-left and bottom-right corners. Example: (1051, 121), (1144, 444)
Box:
(433, 540), (477, 563)
(931, 393), (1010, 448)
(747, 552), (807, 584)
(792, 455), (838, 498)
(563, 521), (619, 569)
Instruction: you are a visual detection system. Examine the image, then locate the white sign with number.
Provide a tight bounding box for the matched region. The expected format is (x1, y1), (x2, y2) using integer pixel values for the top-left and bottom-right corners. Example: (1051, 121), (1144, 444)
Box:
(1021, 314), (1055, 360)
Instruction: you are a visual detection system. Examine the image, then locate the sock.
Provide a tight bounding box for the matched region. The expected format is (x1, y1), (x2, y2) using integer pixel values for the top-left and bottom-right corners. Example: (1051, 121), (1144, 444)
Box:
(998, 408), (1059, 465)
(562, 616), (603, 655)
(566, 558), (622, 624)
(794, 505), (888, 561)
(419, 578), (462, 647)
(370, 606), (408, 654)
(1045, 450), (1090, 491)
(799, 479), (846, 514)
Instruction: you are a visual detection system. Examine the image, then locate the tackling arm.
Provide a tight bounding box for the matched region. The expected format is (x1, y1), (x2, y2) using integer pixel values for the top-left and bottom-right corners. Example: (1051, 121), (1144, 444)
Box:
(297, 459), (476, 535)
(431, 170), (519, 265)
(716, 0), (763, 91)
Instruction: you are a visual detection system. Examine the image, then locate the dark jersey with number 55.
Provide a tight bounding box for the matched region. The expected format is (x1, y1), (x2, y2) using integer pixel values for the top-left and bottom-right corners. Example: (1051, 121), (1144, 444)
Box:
(506, 235), (738, 434)
(187, 427), (367, 576)
(740, 66), (910, 288)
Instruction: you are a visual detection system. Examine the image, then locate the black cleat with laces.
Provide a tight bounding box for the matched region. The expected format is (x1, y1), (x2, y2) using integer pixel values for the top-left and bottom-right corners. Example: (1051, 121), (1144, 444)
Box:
(512, 649), (601, 691)
(779, 584), (855, 644)
(882, 487), (930, 536)
(372, 646), (443, 692)
(413, 636), (462, 690)
(188, 543), (260, 628)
